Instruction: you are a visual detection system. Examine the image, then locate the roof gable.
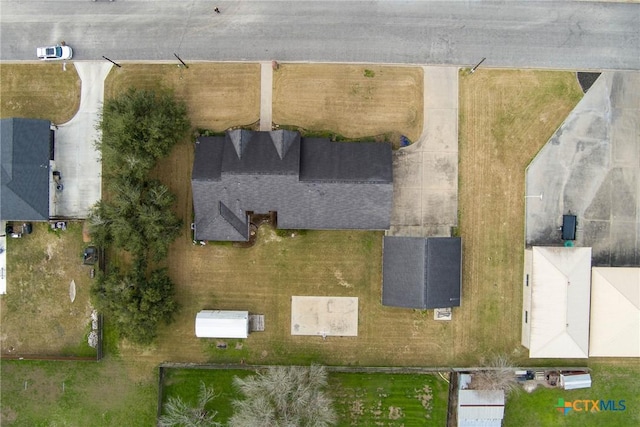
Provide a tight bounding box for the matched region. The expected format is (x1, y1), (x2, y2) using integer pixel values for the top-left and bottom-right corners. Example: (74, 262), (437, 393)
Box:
(529, 247), (591, 358)
(222, 130), (300, 175)
(0, 118), (51, 221)
(382, 237), (462, 309)
(589, 267), (640, 357)
(192, 130), (393, 241)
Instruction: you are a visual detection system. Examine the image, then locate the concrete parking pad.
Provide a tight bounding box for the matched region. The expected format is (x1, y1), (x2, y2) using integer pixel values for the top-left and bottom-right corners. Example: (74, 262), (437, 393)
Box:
(526, 71), (640, 266)
(50, 62), (111, 219)
(291, 296), (358, 337)
(389, 66), (458, 237)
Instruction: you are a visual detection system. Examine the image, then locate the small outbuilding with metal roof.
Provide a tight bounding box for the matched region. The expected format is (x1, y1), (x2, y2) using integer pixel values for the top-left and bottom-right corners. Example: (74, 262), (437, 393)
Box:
(382, 236), (462, 309)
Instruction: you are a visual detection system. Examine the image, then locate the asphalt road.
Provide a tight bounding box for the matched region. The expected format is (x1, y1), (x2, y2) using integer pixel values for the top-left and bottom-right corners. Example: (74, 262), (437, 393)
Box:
(1, 1), (639, 70)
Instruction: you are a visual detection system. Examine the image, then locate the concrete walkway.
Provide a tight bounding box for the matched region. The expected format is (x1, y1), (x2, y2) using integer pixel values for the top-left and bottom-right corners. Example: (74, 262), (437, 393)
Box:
(50, 62), (112, 219)
(388, 67), (459, 237)
(526, 71), (640, 266)
(259, 62), (273, 131)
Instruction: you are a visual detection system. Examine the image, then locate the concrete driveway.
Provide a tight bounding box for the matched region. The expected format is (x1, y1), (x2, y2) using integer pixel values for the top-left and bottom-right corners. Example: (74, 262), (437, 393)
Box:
(525, 71), (640, 266)
(49, 62), (112, 219)
(388, 66), (458, 238)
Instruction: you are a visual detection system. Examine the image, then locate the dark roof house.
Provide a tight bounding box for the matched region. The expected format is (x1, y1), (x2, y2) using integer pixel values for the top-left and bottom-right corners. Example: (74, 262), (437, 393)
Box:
(382, 236), (462, 309)
(0, 118), (51, 221)
(192, 130), (393, 241)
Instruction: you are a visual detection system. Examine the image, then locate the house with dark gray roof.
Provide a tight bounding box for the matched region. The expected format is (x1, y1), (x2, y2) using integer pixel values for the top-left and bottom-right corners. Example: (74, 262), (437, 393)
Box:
(0, 118), (52, 221)
(382, 236), (462, 309)
(191, 129), (393, 241)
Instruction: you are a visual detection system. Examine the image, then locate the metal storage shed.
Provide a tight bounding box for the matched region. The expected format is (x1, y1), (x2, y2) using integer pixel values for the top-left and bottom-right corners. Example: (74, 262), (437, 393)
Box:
(561, 373), (592, 390)
(457, 389), (505, 427)
(195, 310), (249, 338)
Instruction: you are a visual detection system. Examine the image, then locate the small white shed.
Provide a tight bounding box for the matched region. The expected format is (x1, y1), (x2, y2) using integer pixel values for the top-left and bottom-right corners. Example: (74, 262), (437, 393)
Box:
(561, 373), (592, 390)
(195, 310), (249, 339)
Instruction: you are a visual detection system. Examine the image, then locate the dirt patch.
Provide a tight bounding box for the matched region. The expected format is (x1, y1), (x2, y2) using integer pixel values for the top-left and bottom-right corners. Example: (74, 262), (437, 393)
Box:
(388, 406), (404, 420)
(272, 64), (423, 142)
(0, 63), (81, 124)
(1, 223), (94, 356)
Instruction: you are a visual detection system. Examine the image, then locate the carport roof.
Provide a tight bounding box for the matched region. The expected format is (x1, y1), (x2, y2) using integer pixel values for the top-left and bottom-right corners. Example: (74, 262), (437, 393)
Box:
(382, 236), (462, 309)
(0, 118), (51, 221)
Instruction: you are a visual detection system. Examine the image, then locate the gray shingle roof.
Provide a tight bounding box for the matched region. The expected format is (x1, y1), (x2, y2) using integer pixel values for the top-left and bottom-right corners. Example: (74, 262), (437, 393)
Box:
(0, 118), (51, 221)
(382, 236), (462, 309)
(191, 130), (393, 241)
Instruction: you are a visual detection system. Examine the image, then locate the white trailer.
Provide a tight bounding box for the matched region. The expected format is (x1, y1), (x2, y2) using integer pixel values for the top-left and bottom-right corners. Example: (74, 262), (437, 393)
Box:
(195, 310), (249, 339)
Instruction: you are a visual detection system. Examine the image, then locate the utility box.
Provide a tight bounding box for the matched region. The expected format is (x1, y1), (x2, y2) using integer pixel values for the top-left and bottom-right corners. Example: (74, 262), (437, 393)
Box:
(562, 214), (577, 240)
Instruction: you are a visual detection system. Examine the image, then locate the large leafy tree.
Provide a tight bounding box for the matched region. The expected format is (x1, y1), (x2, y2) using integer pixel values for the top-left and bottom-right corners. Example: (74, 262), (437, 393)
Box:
(99, 88), (190, 178)
(89, 179), (181, 262)
(229, 365), (337, 427)
(91, 266), (178, 345)
(158, 381), (221, 427)
(89, 87), (189, 346)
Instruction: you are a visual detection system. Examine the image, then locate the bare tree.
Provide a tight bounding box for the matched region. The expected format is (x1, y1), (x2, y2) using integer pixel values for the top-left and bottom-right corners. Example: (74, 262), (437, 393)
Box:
(469, 354), (520, 396)
(229, 365), (337, 427)
(158, 381), (220, 427)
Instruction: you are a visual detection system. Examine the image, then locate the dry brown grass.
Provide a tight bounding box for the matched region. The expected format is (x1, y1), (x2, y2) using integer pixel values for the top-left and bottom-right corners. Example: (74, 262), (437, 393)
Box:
(113, 68), (584, 371)
(455, 69), (583, 364)
(0, 223), (94, 356)
(0, 64), (80, 123)
(272, 64), (423, 142)
(104, 64), (261, 131)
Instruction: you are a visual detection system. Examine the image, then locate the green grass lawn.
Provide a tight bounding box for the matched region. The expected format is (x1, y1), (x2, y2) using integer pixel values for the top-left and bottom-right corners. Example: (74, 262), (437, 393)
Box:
(503, 363), (640, 427)
(160, 368), (252, 423)
(329, 372), (449, 426)
(160, 368), (450, 426)
(0, 359), (157, 426)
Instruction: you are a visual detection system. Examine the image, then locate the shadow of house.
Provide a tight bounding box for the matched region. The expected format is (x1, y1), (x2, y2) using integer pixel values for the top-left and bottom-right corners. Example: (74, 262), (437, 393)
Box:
(191, 129), (393, 241)
(1, 118), (52, 221)
(382, 236), (462, 309)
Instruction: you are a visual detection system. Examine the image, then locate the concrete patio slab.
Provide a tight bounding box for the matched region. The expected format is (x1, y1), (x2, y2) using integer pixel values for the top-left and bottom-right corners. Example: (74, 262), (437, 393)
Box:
(525, 71), (640, 266)
(291, 296), (358, 337)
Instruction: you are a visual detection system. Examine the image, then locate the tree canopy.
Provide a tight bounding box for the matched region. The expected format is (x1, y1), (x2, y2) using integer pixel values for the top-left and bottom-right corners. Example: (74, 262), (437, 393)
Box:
(229, 365), (337, 427)
(99, 88), (190, 178)
(89, 87), (189, 346)
(91, 266), (178, 345)
(158, 381), (221, 427)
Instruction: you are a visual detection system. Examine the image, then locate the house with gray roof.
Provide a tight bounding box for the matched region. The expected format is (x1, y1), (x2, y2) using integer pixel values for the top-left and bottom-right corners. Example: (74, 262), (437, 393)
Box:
(1, 118), (52, 221)
(191, 129), (393, 241)
(382, 236), (462, 309)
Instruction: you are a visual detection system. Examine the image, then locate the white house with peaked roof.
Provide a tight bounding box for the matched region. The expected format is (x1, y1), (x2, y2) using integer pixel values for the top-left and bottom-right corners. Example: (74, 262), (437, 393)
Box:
(522, 246), (592, 358)
(589, 267), (640, 357)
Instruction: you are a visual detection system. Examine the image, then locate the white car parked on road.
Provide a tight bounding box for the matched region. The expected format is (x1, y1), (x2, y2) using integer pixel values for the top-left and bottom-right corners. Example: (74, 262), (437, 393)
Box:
(36, 45), (73, 60)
